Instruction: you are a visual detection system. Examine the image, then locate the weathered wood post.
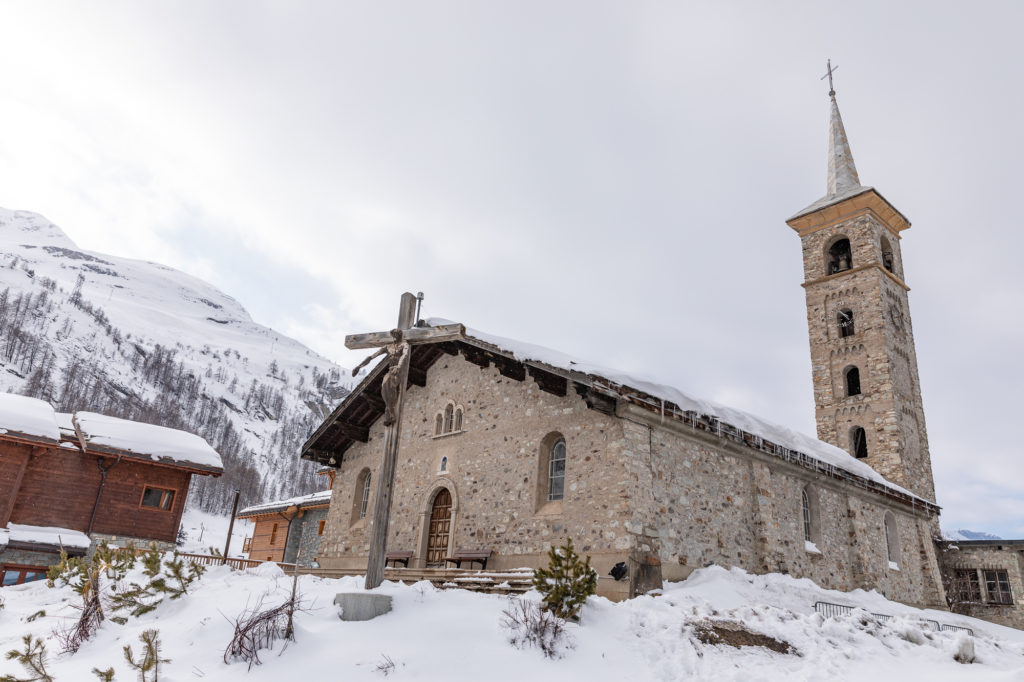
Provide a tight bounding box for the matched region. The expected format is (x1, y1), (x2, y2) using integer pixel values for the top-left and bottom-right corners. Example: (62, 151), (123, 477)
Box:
(223, 490), (240, 566)
(363, 293), (416, 589)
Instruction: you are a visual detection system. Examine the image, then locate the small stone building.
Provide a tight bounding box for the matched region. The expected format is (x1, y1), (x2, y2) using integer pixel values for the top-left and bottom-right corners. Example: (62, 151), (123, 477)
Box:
(0, 393), (223, 586)
(939, 539), (1024, 629)
(238, 487), (332, 565)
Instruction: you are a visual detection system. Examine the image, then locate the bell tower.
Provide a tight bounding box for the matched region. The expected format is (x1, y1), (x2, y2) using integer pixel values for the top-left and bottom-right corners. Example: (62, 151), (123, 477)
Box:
(786, 75), (936, 502)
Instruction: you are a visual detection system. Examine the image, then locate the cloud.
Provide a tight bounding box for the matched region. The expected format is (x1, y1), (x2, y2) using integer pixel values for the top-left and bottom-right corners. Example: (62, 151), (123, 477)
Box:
(0, 2), (1021, 536)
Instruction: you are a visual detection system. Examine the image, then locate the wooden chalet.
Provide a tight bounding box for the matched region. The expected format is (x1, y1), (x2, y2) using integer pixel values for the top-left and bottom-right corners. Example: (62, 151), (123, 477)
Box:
(0, 393), (223, 586)
(237, 487), (332, 565)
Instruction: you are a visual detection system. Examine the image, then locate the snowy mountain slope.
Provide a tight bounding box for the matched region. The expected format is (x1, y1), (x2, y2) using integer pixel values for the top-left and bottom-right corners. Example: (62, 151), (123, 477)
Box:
(0, 564), (1020, 681)
(0, 207), (348, 510)
(944, 530), (1003, 542)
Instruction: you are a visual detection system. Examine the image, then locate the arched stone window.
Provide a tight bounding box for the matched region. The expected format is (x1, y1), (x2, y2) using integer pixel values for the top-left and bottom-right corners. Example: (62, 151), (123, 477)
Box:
(850, 425), (868, 459)
(536, 432), (567, 509)
(443, 404), (454, 433)
(828, 238), (853, 274)
(435, 414), (443, 436)
(880, 235), (894, 273)
(837, 309), (855, 338)
(440, 456), (448, 473)
(454, 407), (463, 432)
(802, 486), (821, 548)
(884, 511), (901, 567)
(351, 468), (372, 525)
(845, 366), (861, 397)
(548, 439), (566, 501)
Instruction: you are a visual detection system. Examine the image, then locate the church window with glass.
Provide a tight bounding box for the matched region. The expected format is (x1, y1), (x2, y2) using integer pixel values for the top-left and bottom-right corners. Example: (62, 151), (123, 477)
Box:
(548, 439), (566, 501)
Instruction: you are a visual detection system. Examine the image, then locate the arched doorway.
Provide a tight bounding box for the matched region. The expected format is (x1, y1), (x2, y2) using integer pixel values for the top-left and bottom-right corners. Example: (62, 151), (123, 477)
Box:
(426, 488), (452, 567)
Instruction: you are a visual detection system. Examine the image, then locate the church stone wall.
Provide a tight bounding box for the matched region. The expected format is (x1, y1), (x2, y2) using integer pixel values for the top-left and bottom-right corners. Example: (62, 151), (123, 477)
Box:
(316, 350), (944, 606)
(620, 404), (944, 608)
(317, 353), (635, 599)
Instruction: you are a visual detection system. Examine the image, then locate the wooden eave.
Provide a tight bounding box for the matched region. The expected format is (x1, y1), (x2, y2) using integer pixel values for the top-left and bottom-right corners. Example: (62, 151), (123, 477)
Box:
(786, 187), (911, 236)
(0, 430), (60, 449)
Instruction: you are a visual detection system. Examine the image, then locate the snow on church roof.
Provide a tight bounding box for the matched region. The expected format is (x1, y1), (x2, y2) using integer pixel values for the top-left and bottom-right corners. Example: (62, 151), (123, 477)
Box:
(425, 318), (931, 506)
(0, 393), (222, 474)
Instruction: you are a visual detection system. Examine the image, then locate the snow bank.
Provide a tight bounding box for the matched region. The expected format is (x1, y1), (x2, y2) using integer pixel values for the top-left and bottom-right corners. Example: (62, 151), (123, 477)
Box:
(238, 489), (332, 516)
(4, 523), (91, 550)
(0, 563), (1021, 681)
(74, 411), (223, 471)
(428, 318), (924, 502)
(0, 392), (60, 443)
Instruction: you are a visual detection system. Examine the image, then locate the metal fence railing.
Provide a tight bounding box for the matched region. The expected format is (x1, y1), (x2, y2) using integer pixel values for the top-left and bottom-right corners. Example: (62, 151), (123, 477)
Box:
(812, 601), (974, 636)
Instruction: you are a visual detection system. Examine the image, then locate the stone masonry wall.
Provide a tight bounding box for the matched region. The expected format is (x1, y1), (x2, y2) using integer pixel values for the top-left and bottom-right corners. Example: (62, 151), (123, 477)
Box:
(317, 349), (944, 606)
(318, 352), (633, 598)
(627, 404), (944, 608)
(294, 508), (328, 566)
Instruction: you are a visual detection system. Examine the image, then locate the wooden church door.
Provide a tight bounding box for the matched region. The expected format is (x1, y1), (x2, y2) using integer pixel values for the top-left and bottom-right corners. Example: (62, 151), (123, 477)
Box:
(426, 489), (452, 567)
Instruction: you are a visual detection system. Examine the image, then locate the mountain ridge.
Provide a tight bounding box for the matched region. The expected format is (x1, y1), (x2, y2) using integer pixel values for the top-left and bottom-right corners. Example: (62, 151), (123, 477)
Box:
(0, 206), (348, 512)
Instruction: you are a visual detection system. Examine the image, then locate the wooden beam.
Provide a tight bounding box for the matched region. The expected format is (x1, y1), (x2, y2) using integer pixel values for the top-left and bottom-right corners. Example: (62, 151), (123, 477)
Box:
(574, 382), (617, 415)
(407, 366), (428, 387)
(461, 346), (491, 369)
(494, 357), (526, 381)
(345, 324), (465, 350)
(527, 365), (567, 396)
(335, 422), (370, 442)
(362, 392), (385, 411)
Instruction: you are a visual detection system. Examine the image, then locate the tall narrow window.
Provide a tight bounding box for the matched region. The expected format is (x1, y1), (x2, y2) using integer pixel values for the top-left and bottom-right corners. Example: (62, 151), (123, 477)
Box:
(443, 404), (454, 433)
(884, 512), (900, 567)
(801, 489), (812, 542)
(454, 407), (463, 432)
(837, 309), (855, 338)
(845, 367), (861, 397)
(953, 569), (982, 603)
(317, 519), (326, 536)
(850, 426), (868, 459)
(270, 523), (279, 544)
(360, 472), (372, 519)
(435, 414), (443, 435)
(440, 456), (448, 472)
(828, 238), (853, 274)
(548, 439), (566, 501)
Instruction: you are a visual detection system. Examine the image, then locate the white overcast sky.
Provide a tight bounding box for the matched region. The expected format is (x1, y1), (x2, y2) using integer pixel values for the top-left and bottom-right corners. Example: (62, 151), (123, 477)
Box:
(0, 2), (1021, 536)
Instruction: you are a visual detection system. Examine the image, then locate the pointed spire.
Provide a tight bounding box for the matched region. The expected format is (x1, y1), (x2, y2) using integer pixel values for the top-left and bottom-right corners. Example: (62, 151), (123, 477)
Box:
(826, 91), (861, 196)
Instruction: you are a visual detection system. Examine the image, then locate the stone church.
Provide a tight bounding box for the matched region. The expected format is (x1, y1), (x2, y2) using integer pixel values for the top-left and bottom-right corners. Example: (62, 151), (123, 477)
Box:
(302, 88), (1022, 628)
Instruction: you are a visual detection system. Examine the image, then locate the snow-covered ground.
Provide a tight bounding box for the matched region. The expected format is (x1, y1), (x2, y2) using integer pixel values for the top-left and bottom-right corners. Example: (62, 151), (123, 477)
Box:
(1, 561), (1021, 681)
(176, 507), (253, 558)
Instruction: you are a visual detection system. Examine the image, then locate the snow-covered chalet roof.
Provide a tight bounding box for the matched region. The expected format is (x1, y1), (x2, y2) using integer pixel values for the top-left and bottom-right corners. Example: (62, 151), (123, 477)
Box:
(0, 393), (222, 474)
(0, 393), (61, 445)
(0, 523), (92, 554)
(73, 411), (223, 473)
(238, 490), (332, 518)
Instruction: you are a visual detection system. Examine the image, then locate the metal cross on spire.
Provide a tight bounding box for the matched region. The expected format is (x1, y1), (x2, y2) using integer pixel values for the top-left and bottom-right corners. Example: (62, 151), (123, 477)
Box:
(821, 59), (839, 97)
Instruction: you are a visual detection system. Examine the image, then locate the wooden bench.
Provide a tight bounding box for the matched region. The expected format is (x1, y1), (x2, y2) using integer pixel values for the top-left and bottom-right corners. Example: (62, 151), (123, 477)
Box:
(385, 551), (413, 568)
(444, 550), (492, 570)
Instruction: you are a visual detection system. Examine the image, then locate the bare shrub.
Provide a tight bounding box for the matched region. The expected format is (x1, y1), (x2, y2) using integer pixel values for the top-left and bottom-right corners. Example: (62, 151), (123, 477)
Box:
(501, 598), (572, 659)
(224, 582), (305, 670)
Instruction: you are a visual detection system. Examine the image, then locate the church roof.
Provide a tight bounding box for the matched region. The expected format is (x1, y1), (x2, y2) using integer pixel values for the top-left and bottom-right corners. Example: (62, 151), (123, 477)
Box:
(302, 321), (938, 513)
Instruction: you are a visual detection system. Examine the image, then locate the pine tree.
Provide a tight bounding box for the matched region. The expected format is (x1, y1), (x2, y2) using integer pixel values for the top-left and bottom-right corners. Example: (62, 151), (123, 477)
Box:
(531, 538), (598, 622)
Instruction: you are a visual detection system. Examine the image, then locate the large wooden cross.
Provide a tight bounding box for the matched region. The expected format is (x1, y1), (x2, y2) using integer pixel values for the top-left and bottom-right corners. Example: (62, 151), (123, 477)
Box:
(345, 292), (464, 589)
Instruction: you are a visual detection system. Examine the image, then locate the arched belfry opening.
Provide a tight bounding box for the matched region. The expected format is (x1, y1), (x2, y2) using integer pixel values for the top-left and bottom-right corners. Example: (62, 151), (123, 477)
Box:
(850, 425), (868, 459)
(880, 235), (894, 273)
(837, 309), (855, 338)
(844, 366), (861, 397)
(828, 238), (852, 274)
